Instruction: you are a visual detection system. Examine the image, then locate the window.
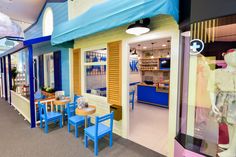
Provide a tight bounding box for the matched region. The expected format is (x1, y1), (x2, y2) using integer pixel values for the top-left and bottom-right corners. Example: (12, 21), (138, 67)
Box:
(84, 48), (107, 97)
(44, 53), (54, 88)
(43, 7), (54, 36)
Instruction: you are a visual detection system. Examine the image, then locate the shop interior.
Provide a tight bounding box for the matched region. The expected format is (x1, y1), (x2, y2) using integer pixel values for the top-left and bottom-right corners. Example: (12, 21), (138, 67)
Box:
(128, 38), (171, 156)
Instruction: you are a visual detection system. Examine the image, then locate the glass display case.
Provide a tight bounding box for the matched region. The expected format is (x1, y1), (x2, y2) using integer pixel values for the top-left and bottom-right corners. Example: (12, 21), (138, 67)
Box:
(177, 14), (236, 157)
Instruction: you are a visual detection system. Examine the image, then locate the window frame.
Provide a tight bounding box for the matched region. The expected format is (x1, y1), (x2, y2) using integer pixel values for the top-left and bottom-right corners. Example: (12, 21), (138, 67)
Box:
(43, 53), (54, 88)
(42, 7), (54, 36)
(82, 46), (108, 100)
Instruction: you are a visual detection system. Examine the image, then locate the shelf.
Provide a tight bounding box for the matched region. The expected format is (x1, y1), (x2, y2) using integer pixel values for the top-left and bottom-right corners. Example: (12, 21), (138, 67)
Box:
(139, 64), (158, 66)
(140, 57), (170, 60)
(140, 69), (170, 72)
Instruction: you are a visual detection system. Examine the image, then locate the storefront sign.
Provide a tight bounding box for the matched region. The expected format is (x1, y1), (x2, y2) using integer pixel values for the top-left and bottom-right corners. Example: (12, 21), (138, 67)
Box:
(190, 39), (204, 55)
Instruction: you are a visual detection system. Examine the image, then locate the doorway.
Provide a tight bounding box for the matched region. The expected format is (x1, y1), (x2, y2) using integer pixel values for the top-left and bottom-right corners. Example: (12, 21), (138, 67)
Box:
(128, 38), (171, 156)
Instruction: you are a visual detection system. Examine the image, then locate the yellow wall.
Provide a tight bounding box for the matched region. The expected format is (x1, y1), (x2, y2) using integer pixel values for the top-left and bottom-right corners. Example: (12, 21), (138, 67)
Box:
(72, 15), (180, 157)
(68, 1), (180, 157)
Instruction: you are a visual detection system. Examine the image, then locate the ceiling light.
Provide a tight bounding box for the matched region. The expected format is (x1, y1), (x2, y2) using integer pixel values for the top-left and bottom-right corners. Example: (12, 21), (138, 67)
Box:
(162, 44), (167, 47)
(143, 46), (147, 49)
(126, 18), (150, 36)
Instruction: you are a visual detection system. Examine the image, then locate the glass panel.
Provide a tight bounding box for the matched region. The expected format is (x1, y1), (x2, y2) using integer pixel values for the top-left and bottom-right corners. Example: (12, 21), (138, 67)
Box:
(181, 14), (236, 157)
(85, 65), (107, 97)
(11, 48), (29, 98)
(85, 48), (107, 63)
(44, 53), (54, 88)
(179, 31), (191, 135)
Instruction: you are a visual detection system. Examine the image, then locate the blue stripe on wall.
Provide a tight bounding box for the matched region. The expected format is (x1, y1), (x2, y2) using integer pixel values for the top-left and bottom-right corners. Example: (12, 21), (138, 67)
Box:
(61, 49), (70, 96)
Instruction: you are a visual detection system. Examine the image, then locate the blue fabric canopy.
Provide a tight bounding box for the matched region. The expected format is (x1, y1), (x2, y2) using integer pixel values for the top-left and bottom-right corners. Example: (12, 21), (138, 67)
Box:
(51, 0), (179, 45)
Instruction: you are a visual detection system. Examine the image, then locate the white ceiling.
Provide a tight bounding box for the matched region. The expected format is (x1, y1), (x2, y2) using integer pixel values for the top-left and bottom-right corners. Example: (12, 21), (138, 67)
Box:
(129, 37), (171, 50)
(0, 0), (46, 24)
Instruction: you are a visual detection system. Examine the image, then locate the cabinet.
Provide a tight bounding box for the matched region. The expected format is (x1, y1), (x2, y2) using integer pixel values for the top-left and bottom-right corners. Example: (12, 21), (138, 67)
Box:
(137, 84), (168, 108)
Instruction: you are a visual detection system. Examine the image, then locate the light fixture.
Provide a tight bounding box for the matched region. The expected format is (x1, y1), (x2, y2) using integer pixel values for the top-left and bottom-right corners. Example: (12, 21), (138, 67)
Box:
(150, 42), (155, 58)
(166, 53), (170, 58)
(126, 18), (150, 36)
(162, 44), (167, 47)
(143, 46), (147, 49)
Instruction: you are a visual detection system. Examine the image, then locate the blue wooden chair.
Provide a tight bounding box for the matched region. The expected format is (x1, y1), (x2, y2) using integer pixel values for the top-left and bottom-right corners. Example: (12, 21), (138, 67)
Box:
(38, 102), (63, 134)
(73, 94), (81, 104)
(84, 112), (114, 156)
(66, 103), (90, 138)
(129, 90), (135, 110)
(64, 94), (81, 114)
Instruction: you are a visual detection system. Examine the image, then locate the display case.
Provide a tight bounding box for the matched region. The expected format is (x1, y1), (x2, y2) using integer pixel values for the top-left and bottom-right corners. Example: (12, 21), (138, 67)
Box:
(176, 14), (236, 157)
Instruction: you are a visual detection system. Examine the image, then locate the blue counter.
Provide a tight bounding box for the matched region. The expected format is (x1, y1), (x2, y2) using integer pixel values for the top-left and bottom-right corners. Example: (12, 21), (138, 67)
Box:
(137, 84), (169, 108)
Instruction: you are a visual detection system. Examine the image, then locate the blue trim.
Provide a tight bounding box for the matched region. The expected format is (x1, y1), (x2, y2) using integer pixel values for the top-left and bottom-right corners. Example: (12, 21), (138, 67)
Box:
(24, 0), (68, 33)
(53, 51), (62, 91)
(23, 36), (51, 46)
(28, 45), (36, 128)
(38, 55), (44, 88)
(8, 55), (12, 104)
(0, 58), (3, 73)
(3, 57), (7, 101)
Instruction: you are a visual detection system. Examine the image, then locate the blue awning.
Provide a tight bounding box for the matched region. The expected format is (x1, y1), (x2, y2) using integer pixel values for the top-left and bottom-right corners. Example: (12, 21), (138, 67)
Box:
(51, 0), (179, 45)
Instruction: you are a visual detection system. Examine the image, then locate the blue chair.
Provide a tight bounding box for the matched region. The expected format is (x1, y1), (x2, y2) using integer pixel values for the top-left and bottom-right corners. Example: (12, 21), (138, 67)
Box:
(129, 90), (135, 110)
(38, 102), (63, 134)
(73, 94), (81, 104)
(84, 112), (114, 156)
(66, 103), (90, 138)
(64, 94), (81, 114)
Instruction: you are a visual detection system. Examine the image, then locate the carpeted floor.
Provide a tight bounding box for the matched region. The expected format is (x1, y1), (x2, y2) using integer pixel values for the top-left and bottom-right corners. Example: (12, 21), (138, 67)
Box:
(0, 99), (164, 157)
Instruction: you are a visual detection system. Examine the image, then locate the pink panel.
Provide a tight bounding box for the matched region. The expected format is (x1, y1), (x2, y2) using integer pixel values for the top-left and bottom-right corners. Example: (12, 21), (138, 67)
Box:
(174, 140), (205, 157)
(185, 149), (205, 157)
(174, 140), (185, 157)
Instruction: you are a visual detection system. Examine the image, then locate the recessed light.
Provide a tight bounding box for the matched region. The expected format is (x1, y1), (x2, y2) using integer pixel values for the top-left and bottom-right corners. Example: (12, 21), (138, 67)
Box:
(162, 44), (167, 47)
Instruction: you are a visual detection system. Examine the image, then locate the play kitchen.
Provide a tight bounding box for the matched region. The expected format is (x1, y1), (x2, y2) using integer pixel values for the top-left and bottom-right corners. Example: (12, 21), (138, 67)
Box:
(131, 38), (171, 108)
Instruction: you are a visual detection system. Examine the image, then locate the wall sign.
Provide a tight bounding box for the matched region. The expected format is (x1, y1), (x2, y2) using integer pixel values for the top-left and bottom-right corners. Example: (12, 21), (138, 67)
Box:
(190, 39), (204, 55)
(130, 59), (138, 72)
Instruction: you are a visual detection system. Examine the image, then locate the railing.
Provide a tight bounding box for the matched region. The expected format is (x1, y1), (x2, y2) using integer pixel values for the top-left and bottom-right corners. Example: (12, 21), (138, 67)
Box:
(11, 90), (31, 123)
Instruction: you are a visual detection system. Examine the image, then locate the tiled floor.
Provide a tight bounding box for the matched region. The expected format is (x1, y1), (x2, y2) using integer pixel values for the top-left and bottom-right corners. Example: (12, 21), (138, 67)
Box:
(129, 102), (169, 156)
